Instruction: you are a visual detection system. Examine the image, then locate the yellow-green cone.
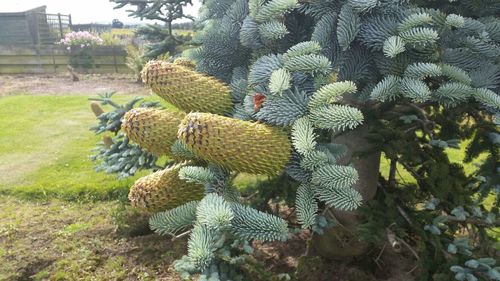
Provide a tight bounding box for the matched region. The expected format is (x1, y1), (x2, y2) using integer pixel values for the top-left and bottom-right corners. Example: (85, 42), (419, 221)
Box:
(173, 57), (196, 69)
(102, 135), (113, 148)
(90, 101), (104, 117)
(122, 107), (185, 156)
(141, 60), (233, 114)
(178, 112), (292, 175)
(128, 163), (205, 213)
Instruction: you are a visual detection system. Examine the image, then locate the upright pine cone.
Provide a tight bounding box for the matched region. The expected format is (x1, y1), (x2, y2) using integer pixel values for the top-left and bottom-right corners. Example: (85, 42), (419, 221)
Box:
(141, 60), (233, 114)
(173, 57), (196, 69)
(90, 101), (104, 117)
(128, 163), (205, 213)
(122, 107), (185, 156)
(178, 112), (292, 175)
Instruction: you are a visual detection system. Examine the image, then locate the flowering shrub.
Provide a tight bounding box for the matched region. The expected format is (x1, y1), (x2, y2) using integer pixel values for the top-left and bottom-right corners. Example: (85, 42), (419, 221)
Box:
(59, 31), (103, 49)
(59, 31), (104, 69)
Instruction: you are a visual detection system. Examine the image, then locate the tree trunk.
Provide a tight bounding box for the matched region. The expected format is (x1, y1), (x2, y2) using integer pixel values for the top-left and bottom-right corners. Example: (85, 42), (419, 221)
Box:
(167, 21), (172, 36)
(308, 124), (381, 259)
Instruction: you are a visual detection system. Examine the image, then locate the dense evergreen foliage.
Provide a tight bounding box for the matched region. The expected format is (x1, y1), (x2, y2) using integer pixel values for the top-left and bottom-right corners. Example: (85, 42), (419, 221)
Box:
(110, 0), (499, 280)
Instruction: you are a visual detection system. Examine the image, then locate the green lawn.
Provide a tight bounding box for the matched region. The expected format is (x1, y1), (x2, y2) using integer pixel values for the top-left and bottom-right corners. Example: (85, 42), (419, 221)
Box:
(0, 94), (492, 200)
(0, 94), (153, 201)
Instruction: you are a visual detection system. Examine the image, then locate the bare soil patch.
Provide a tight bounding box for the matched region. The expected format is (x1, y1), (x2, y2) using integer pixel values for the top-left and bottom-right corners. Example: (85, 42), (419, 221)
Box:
(0, 74), (149, 97)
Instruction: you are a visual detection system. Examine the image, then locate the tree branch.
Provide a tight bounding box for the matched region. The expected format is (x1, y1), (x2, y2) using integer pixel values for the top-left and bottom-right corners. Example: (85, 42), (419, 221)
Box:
(388, 158), (398, 189)
(400, 162), (423, 181)
(445, 216), (500, 227)
(406, 103), (435, 138)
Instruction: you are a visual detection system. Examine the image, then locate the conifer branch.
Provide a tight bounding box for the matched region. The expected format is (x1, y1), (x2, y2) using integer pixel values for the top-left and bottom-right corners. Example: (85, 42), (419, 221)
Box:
(406, 103), (435, 138)
(445, 216), (500, 227)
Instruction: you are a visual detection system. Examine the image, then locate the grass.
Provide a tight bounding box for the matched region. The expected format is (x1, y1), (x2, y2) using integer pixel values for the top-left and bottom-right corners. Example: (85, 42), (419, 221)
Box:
(0, 196), (183, 281)
(172, 29), (194, 36)
(111, 28), (134, 36)
(0, 94), (161, 201)
(0, 94), (188, 279)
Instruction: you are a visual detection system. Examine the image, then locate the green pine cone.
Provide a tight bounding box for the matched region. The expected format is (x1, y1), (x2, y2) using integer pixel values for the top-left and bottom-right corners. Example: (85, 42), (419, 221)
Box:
(128, 163), (205, 213)
(178, 112), (292, 175)
(141, 60), (233, 114)
(122, 107), (185, 156)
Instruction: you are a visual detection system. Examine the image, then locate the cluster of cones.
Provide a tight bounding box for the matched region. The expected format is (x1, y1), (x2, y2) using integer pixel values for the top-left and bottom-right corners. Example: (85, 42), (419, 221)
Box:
(124, 59), (292, 213)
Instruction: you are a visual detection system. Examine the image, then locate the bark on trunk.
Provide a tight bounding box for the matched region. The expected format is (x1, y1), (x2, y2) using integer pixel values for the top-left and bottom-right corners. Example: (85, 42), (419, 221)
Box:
(309, 125), (381, 259)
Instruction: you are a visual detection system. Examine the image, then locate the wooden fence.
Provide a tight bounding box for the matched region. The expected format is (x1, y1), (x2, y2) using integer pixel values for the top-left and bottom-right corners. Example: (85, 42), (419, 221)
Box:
(0, 45), (130, 74)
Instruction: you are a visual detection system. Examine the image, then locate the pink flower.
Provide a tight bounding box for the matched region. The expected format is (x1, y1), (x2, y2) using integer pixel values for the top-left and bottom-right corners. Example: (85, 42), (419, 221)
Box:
(60, 31), (103, 47)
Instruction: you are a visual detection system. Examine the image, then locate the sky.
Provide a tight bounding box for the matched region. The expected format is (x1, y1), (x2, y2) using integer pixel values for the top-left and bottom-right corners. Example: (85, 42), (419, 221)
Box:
(0, 0), (201, 24)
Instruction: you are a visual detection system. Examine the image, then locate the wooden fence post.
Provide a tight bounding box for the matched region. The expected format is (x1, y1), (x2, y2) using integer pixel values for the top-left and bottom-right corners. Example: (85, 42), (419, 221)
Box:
(112, 46), (118, 73)
(51, 45), (57, 73)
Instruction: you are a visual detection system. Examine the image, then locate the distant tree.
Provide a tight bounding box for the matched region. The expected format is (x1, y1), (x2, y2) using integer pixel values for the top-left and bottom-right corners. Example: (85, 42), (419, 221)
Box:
(111, 0), (194, 59)
(110, 0), (193, 36)
(112, 19), (124, 28)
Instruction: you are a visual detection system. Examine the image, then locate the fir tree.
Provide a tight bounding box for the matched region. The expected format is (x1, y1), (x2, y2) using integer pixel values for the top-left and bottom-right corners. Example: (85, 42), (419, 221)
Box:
(111, 0), (500, 280)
